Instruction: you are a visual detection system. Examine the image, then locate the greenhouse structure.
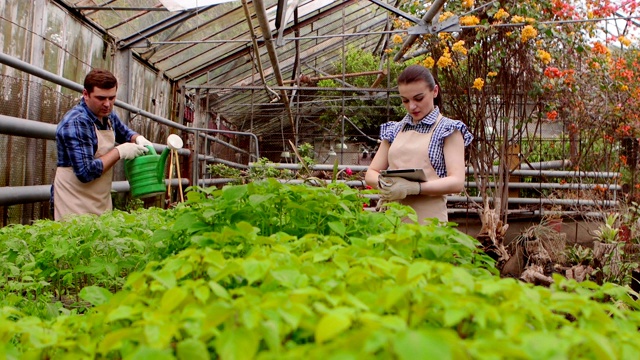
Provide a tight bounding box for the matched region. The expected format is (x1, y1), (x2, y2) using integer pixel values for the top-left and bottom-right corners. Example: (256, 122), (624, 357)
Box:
(1, 0), (640, 358)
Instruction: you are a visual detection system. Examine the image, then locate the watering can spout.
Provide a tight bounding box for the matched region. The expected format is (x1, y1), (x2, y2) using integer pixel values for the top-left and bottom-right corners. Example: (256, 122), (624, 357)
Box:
(157, 147), (170, 183)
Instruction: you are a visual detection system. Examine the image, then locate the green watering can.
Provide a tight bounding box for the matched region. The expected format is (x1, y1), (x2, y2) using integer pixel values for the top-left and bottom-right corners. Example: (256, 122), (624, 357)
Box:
(124, 145), (170, 198)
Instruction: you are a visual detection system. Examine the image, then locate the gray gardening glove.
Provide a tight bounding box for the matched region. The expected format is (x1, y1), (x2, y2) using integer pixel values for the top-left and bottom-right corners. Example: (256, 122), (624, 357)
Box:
(116, 143), (148, 160)
(378, 175), (420, 201)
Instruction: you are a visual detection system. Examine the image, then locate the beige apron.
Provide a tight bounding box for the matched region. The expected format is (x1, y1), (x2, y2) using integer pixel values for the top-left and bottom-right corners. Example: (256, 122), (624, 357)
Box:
(387, 115), (447, 224)
(54, 122), (115, 220)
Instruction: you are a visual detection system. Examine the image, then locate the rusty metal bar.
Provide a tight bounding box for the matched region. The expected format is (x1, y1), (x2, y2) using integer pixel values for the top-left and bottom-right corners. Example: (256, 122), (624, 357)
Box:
(282, 70), (386, 84)
(251, 0), (296, 139)
(393, 0), (448, 61)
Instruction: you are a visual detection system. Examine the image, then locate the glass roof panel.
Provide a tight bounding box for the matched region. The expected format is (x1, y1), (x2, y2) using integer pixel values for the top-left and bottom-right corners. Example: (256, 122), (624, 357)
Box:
(59, 0), (401, 134)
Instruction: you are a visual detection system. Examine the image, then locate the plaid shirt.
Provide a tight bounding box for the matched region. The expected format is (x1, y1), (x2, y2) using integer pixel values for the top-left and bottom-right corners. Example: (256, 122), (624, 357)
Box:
(379, 107), (473, 178)
(55, 98), (136, 183)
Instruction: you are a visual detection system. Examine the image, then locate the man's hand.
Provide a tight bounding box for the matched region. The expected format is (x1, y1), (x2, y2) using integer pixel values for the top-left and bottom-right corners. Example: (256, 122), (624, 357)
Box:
(116, 143), (148, 160)
(135, 135), (153, 147)
(379, 176), (421, 201)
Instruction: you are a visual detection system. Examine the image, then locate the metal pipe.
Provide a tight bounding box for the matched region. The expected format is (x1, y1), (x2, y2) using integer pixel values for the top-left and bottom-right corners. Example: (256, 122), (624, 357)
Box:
(252, 163), (370, 172)
(0, 179), (189, 206)
(446, 196), (617, 207)
(256, 163), (620, 180)
(0, 114), (191, 156)
(0, 114), (56, 139)
(185, 84), (395, 92)
(464, 182), (621, 190)
(72, 6), (167, 11)
(199, 154), (250, 169)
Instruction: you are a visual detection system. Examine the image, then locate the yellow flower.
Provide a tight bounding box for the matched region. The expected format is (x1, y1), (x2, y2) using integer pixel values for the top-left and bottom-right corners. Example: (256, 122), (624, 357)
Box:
(463, 0), (474, 9)
(437, 51), (453, 68)
(439, 11), (455, 22)
(439, 33), (453, 41)
(525, 17), (536, 24)
(511, 15), (525, 24)
(487, 71), (498, 77)
(521, 25), (538, 42)
(460, 16), (480, 26)
(392, 34), (404, 44)
(536, 49), (552, 64)
(452, 40), (467, 55)
(472, 78), (485, 90)
(494, 8), (510, 21)
(619, 35), (631, 47)
(621, 85), (629, 91)
(422, 56), (435, 69)
(384, 48), (394, 54)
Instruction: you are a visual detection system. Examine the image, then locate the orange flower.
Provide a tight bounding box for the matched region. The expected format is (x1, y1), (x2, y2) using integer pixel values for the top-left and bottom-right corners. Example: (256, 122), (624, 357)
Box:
(546, 110), (558, 120)
(472, 78), (485, 90)
(592, 41), (609, 55)
(521, 25), (538, 42)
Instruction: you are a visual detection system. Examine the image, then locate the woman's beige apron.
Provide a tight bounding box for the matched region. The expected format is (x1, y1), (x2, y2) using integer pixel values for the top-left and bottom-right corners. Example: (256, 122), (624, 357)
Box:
(54, 123), (115, 220)
(387, 115), (447, 224)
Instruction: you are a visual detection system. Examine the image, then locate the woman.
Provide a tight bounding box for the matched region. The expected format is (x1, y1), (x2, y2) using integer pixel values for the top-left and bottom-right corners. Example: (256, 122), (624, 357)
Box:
(365, 65), (473, 223)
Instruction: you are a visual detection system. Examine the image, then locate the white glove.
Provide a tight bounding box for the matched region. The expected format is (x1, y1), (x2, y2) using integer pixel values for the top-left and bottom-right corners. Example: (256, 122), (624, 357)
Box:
(378, 176), (421, 201)
(135, 135), (153, 147)
(116, 143), (149, 160)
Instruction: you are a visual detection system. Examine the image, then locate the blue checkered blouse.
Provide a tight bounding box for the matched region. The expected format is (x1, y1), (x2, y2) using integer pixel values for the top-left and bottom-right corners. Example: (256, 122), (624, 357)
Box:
(379, 107), (473, 178)
(55, 98), (136, 182)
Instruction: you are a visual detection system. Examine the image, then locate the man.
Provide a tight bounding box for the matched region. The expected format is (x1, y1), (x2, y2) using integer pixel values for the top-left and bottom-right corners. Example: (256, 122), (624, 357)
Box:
(52, 69), (153, 220)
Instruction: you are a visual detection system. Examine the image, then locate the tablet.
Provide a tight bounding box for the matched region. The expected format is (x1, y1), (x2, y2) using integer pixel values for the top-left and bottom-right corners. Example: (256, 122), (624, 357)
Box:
(380, 168), (427, 182)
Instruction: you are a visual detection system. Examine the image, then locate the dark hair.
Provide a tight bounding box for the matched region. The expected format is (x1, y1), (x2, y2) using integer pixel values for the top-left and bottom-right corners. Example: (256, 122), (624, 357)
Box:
(84, 69), (118, 94)
(398, 65), (442, 109)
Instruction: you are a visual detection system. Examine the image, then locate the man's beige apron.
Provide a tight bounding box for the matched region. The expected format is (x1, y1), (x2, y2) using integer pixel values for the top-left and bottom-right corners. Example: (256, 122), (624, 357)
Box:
(387, 115), (447, 224)
(54, 123), (115, 220)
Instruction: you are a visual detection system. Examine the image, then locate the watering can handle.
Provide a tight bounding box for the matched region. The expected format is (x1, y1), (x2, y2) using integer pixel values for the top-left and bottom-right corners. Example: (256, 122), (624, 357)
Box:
(145, 145), (157, 155)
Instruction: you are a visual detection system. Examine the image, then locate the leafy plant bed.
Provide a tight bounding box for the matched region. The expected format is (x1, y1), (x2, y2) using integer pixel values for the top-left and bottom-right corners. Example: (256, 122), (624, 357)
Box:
(1, 180), (640, 359)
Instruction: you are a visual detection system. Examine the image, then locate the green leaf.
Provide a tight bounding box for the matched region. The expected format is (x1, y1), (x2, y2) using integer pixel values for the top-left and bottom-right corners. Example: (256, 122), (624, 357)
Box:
(173, 213), (209, 234)
(208, 281), (231, 300)
(261, 320), (282, 352)
(161, 287), (187, 313)
(243, 259), (271, 285)
(393, 330), (453, 360)
(123, 346), (175, 360)
(194, 285), (210, 303)
(151, 270), (177, 289)
(99, 328), (139, 354)
(328, 221), (346, 237)
(315, 312), (352, 344)
(176, 339), (210, 360)
(407, 262), (429, 280)
(270, 269), (301, 289)
(214, 328), (259, 360)
(222, 184), (248, 202)
(106, 305), (134, 323)
(79, 286), (112, 306)
(248, 194), (274, 206)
